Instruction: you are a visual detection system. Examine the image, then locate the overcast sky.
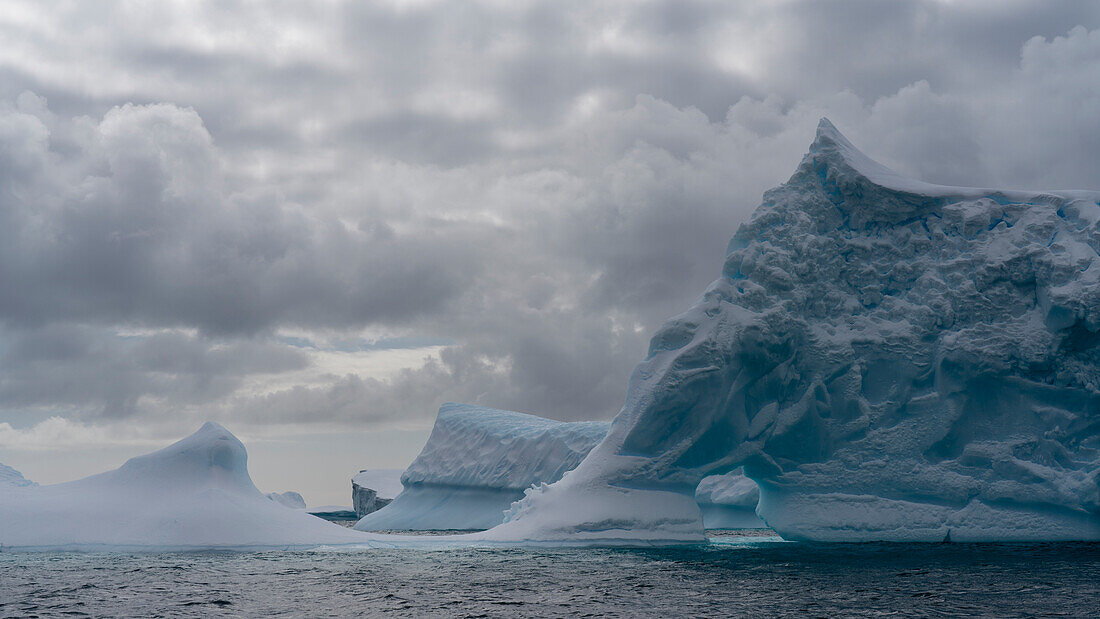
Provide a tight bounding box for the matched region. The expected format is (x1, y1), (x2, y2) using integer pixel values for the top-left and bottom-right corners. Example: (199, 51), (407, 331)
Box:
(1, 0), (1099, 505)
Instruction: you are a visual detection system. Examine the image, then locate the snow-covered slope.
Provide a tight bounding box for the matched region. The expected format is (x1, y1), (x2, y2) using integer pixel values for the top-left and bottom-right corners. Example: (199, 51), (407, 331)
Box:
(484, 119), (1100, 543)
(356, 404), (609, 531)
(0, 462), (36, 489)
(695, 470), (765, 529)
(0, 423), (368, 550)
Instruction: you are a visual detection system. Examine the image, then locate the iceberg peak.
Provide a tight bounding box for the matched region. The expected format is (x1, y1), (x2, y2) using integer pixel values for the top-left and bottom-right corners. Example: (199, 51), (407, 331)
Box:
(804, 117), (903, 186)
(112, 421), (255, 495)
(780, 118), (957, 228)
(485, 121), (1100, 544)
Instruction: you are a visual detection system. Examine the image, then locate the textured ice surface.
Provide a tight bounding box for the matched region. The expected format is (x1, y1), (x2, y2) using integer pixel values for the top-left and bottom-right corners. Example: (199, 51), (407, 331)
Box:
(356, 403), (609, 530)
(266, 491), (307, 509)
(0, 462), (36, 489)
(351, 470), (400, 518)
(0, 423), (369, 550)
(486, 119), (1100, 543)
(695, 470), (765, 529)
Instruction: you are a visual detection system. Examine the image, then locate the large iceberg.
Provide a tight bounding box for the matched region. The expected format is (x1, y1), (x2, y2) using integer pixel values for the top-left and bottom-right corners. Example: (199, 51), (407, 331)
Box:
(485, 120), (1100, 543)
(0, 423), (368, 550)
(355, 403), (610, 530)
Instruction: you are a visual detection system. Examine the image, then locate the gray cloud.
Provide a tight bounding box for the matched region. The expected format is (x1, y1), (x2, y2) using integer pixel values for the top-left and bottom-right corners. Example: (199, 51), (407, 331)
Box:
(0, 324), (307, 420)
(0, 1), (1098, 443)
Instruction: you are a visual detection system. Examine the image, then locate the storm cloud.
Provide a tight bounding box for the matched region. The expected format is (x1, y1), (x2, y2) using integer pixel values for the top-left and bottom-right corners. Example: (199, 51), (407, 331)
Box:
(1, 0), (1099, 452)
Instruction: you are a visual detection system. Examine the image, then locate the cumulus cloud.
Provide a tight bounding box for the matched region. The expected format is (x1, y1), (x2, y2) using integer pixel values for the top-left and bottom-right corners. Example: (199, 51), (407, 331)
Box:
(0, 1), (1098, 453)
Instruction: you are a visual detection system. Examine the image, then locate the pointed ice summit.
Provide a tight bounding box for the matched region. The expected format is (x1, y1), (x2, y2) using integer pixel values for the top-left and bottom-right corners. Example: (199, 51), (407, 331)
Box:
(483, 119), (1100, 543)
(0, 422), (367, 550)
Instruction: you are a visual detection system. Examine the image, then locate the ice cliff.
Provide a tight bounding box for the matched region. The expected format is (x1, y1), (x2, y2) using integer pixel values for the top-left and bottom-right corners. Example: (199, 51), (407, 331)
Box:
(355, 403), (610, 530)
(484, 119), (1100, 543)
(352, 469), (402, 517)
(0, 423), (367, 550)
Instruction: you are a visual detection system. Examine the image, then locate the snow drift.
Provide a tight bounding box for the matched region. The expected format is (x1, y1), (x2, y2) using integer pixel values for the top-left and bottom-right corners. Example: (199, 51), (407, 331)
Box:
(484, 119), (1100, 543)
(0, 423), (367, 550)
(355, 403), (610, 530)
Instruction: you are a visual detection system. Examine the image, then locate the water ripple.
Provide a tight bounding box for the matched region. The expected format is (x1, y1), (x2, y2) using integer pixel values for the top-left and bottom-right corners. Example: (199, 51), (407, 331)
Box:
(1, 540), (1098, 617)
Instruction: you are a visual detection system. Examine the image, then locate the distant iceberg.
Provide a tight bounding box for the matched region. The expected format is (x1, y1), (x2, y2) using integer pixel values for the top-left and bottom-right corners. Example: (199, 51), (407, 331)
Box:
(484, 119), (1100, 543)
(0, 462), (36, 489)
(352, 469), (403, 517)
(266, 490), (307, 509)
(0, 423), (368, 550)
(355, 403), (609, 531)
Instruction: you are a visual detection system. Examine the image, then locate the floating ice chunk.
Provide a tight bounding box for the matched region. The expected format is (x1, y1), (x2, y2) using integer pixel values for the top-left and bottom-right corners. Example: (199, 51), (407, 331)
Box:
(356, 403), (609, 531)
(0, 423), (369, 550)
(485, 119), (1100, 543)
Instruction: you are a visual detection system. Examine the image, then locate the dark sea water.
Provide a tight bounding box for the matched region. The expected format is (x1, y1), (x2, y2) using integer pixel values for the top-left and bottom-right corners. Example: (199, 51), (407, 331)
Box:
(2, 534), (1098, 617)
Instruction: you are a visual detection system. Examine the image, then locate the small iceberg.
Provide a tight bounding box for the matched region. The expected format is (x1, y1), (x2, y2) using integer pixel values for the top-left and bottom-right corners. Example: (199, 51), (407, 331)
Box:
(355, 403), (609, 531)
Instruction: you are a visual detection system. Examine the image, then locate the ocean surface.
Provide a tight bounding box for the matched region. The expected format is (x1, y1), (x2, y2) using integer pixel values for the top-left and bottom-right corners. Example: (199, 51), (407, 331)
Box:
(2, 533), (1098, 617)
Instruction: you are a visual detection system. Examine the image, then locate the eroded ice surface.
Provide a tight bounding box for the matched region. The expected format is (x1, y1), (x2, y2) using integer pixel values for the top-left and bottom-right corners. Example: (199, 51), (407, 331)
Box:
(696, 470), (765, 529)
(485, 119), (1100, 543)
(266, 490), (307, 509)
(356, 403), (609, 531)
(352, 470), (404, 501)
(0, 423), (370, 550)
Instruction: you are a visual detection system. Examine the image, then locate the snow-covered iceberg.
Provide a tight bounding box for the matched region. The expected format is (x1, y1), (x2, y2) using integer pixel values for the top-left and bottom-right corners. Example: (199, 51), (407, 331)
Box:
(485, 119), (1100, 543)
(352, 469), (402, 517)
(695, 470), (765, 529)
(0, 423), (368, 550)
(0, 462), (36, 489)
(266, 490), (307, 509)
(355, 403), (610, 531)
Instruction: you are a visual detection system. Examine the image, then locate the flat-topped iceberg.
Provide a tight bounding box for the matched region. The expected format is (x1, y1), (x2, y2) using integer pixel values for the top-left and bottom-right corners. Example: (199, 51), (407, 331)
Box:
(0, 423), (368, 550)
(356, 403), (610, 530)
(484, 119), (1100, 543)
